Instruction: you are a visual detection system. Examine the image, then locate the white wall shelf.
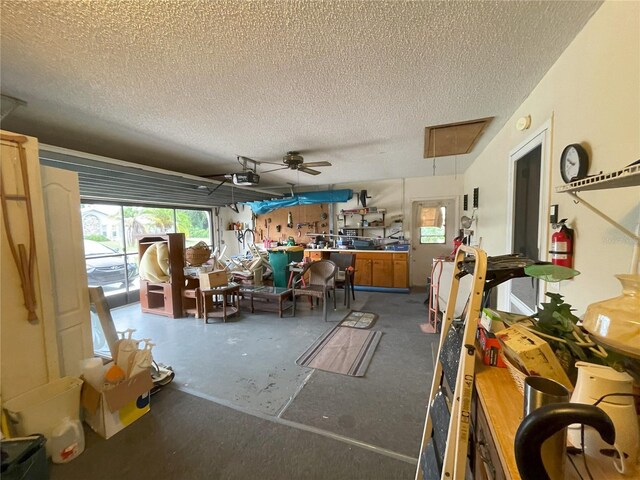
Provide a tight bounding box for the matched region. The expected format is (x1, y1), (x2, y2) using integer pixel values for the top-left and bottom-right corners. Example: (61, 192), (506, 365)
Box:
(555, 163), (639, 193)
(555, 163), (639, 273)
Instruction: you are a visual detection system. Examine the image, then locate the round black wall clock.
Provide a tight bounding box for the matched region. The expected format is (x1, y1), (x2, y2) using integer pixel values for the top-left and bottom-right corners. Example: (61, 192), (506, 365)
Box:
(560, 143), (589, 183)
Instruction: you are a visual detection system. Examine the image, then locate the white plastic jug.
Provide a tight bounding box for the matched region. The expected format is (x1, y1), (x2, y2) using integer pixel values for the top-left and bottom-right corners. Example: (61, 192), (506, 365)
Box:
(3, 376), (83, 457)
(50, 417), (85, 464)
(568, 361), (639, 475)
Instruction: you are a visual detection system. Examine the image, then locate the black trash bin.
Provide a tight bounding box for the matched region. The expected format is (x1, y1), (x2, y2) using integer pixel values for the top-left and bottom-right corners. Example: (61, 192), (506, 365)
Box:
(1, 434), (48, 480)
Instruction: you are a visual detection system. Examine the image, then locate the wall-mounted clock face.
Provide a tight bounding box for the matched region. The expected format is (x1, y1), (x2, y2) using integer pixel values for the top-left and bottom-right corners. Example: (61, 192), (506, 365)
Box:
(560, 144), (589, 183)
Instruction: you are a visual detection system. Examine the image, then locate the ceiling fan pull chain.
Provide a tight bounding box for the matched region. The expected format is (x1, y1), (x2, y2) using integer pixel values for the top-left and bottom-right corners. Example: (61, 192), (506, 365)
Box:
(432, 130), (437, 176)
(454, 128), (458, 180)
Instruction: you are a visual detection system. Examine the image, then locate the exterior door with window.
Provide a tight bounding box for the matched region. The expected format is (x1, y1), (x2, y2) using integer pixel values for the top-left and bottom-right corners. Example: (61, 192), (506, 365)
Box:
(411, 199), (456, 287)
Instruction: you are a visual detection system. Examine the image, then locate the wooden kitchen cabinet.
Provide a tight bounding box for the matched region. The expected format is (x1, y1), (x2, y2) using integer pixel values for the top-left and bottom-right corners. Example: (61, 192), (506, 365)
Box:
(305, 250), (324, 261)
(372, 258), (393, 287)
(355, 257), (373, 286)
(304, 249), (408, 289)
(393, 255), (408, 288)
(473, 386), (508, 480)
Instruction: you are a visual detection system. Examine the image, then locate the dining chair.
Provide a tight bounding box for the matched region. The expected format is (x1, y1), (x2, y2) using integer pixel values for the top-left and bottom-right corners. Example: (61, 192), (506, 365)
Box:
(329, 252), (356, 307)
(292, 260), (337, 322)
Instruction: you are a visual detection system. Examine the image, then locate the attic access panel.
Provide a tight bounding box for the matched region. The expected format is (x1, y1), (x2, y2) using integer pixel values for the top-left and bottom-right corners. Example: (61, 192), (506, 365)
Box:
(424, 117), (493, 158)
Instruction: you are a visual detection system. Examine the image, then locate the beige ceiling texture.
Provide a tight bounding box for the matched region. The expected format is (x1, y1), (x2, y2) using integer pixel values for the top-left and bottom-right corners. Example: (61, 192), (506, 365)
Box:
(1, 1), (601, 189)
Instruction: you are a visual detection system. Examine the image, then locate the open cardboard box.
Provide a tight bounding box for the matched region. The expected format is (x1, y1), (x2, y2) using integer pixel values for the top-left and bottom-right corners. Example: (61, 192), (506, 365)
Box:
(199, 270), (227, 289)
(496, 324), (573, 390)
(81, 370), (153, 439)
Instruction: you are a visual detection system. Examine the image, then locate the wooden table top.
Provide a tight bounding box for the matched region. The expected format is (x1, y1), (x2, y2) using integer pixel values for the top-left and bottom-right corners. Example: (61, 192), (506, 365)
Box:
(200, 283), (240, 293)
(475, 359), (628, 480)
(475, 359), (523, 480)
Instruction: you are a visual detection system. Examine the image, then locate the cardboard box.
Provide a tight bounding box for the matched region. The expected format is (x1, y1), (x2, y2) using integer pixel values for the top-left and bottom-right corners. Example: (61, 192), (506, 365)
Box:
(81, 371), (153, 439)
(481, 308), (531, 332)
(199, 270), (227, 289)
(496, 324), (573, 390)
(476, 323), (506, 368)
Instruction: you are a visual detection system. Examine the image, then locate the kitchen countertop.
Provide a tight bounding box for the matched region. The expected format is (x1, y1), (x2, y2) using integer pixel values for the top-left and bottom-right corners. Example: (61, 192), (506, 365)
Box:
(475, 358), (627, 480)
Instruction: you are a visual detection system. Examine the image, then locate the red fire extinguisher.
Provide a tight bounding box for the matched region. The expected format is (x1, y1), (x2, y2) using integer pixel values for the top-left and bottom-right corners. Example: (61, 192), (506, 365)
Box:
(549, 219), (574, 268)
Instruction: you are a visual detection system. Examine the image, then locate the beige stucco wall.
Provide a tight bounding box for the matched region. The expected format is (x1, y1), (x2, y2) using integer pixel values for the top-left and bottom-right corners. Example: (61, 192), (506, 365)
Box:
(333, 175), (464, 286)
(334, 175), (464, 238)
(463, 1), (640, 313)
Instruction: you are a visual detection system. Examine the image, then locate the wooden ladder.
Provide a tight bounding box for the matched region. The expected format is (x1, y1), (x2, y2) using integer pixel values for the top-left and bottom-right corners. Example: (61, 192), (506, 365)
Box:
(415, 245), (487, 480)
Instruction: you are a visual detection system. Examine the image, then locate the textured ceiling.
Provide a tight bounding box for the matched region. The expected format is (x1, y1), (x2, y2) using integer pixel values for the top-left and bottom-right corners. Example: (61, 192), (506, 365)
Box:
(1, 0), (601, 189)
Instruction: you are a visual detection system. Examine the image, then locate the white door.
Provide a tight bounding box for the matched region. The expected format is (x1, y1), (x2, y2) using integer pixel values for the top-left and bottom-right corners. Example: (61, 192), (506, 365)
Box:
(411, 198), (457, 287)
(41, 166), (93, 376)
(503, 121), (551, 314)
(1, 131), (60, 401)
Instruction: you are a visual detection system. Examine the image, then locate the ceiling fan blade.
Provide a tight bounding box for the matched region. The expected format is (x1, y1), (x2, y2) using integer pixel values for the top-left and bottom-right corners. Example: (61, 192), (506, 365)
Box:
(302, 161), (332, 168)
(299, 167), (321, 175)
(260, 165), (289, 174)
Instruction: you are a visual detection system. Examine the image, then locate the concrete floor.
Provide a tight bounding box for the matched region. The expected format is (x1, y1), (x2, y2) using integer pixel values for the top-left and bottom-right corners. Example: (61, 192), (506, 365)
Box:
(107, 288), (436, 469)
(110, 293), (372, 416)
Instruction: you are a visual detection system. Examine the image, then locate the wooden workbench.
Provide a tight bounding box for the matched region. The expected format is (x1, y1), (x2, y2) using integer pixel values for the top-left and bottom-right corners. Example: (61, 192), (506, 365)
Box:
(304, 248), (409, 288)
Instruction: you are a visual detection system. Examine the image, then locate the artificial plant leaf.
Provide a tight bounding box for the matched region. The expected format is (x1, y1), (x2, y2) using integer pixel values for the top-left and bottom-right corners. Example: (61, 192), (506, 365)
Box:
(536, 302), (557, 324)
(556, 304), (580, 324)
(603, 350), (626, 371)
(551, 311), (575, 332)
(565, 338), (588, 361)
(535, 319), (558, 336)
(545, 292), (565, 304)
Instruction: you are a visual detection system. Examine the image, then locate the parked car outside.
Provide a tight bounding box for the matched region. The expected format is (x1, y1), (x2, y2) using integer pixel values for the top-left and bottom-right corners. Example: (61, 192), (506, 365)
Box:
(84, 240), (138, 287)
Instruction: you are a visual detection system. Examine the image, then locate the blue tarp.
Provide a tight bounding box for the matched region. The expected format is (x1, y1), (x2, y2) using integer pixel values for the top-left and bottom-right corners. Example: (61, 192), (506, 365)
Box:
(244, 189), (353, 215)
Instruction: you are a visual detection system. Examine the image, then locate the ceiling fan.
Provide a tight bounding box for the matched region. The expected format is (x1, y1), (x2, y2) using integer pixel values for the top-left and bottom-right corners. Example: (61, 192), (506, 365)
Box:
(260, 151), (332, 176)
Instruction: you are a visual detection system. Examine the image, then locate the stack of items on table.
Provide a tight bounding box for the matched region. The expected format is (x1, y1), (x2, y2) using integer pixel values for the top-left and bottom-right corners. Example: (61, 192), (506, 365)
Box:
(476, 308), (573, 390)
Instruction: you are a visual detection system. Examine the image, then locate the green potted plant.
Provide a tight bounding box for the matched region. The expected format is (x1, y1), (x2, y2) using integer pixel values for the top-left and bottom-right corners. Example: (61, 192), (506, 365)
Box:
(526, 292), (624, 381)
